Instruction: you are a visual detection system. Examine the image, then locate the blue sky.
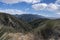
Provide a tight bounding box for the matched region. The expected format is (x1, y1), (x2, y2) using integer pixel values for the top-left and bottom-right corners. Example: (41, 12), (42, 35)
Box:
(0, 0), (60, 17)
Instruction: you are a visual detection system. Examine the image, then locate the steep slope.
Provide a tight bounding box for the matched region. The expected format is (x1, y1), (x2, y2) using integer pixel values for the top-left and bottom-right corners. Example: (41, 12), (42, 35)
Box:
(0, 12), (34, 40)
(0, 13), (32, 32)
(30, 19), (60, 40)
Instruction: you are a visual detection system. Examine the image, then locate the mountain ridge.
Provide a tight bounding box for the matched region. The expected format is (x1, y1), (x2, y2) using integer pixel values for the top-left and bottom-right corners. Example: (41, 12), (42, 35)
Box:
(14, 14), (47, 22)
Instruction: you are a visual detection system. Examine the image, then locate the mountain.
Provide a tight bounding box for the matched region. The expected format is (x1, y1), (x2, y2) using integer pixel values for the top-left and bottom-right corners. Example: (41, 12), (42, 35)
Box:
(0, 13), (32, 32)
(0, 13), (60, 40)
(29, 18), (60, 40)
(14, 14), (47, 22)
(0, 12), (33, 40)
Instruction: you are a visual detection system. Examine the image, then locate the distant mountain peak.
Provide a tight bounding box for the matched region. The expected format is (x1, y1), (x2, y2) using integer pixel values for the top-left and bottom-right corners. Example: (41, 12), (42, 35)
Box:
(14, 14), (47, 22)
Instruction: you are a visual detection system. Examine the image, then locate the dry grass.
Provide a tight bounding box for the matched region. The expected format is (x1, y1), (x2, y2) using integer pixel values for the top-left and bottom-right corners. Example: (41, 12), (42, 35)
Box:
(6, 33), (34, 40)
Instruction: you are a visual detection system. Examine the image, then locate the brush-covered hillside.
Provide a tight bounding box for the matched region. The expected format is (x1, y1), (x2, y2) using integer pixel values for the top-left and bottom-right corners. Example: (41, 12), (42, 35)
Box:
(0, 13), (60, 40)
(29, 19), (60, 40)
(0, 13), (33, 40)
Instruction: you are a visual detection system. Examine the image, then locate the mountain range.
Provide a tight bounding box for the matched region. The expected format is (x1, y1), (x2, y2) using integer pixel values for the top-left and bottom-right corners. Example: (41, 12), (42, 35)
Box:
(14, 14), (47, 22)
(0, 13), (60, 40)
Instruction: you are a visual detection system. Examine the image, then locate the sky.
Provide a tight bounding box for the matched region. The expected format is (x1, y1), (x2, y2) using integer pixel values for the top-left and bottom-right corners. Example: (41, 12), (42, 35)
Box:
(0, 0), (60, 17)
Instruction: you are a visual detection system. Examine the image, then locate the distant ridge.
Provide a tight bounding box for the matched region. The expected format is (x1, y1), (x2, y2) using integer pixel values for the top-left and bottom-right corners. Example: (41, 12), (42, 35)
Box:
(14, 14), (47, 22)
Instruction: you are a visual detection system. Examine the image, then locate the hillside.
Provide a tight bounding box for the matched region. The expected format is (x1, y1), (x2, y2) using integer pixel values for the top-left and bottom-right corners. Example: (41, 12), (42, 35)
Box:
(0, 13), (60, 40)
(30, 19), (60, 40)
(0, 13), (32, 32)
(0, 13), (33, 40)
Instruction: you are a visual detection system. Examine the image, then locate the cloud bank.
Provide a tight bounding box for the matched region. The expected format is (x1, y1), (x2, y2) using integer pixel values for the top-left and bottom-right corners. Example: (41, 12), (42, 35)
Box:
(32, 3), (47, 10)
(32, 0), (60, 14)
(0, 9), (27, 14)
(1, 0), (41, 4)
(32, 3), (58, 11)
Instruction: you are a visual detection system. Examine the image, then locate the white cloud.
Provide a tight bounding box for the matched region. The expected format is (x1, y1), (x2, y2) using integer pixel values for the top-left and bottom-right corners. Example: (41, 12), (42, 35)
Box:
(32, 3), (58, 11)
(32, 3), (60, 15)
(32, 3), (47, 10)
(54, 0), (60, 14)
(38, 14), (49, 17)
(1, 0), (20, 4)
(22, 0), (40, 4)
(47, 3), (58, 11)
(55, 0), (60, 5)
(0, 9), (27, 14)
(57, 13), (60, 14)
(1, 0), (40, 4)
